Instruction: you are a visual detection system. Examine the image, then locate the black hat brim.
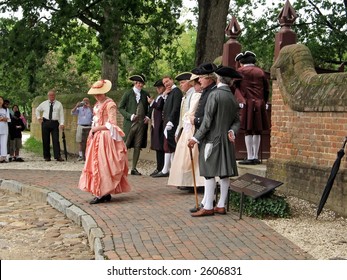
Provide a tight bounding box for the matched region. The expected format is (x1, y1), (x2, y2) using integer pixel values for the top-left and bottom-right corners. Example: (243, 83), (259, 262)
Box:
(191, 62), (217, 75)
(153, 80), (164, 87)
(214, 66), (242, 79)
(129, 75), (146, 83)
(175, 72), (192, 81)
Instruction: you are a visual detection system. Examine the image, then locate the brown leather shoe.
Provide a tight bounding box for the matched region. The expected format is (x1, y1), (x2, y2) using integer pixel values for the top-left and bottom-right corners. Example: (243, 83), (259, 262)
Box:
(191, 208), (214, 217)
(214, 206), (226, 214)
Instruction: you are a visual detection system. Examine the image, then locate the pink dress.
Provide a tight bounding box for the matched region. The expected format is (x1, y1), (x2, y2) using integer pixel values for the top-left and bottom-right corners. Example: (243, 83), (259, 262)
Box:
(78, 98), (131, 197)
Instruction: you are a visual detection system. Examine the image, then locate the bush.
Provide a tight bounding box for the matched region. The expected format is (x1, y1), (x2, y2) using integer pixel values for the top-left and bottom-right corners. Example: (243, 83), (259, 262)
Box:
(229, 191), (291, 219)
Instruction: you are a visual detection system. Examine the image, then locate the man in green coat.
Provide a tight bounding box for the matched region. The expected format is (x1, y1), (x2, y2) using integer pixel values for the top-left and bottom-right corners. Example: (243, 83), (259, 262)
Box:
(119, 74), (150, 175)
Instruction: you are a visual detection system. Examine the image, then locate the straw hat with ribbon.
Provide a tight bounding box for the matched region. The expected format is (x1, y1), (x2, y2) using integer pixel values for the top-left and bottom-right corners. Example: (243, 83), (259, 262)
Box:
(88, 79), (112, 95)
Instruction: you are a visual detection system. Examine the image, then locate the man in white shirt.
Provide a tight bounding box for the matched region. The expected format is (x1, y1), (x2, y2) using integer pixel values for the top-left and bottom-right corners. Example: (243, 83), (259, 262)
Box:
(35, 90), (65, 161)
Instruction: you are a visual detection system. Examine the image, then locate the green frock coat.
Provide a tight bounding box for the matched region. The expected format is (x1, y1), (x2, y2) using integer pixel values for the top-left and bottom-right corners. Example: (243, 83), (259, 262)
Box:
(119, 88), (150, 148)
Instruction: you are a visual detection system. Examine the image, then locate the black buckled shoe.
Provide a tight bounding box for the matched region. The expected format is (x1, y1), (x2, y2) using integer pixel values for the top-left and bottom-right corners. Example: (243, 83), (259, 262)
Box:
(152, 171), (169, 178)
(89, 194), (111, 204)
(89, 197), (104, 204)
(150, 169), (159, 176)
(103, 194), (112, 202)
(131, 168), (142, 175)
(238, 159), (256, 165)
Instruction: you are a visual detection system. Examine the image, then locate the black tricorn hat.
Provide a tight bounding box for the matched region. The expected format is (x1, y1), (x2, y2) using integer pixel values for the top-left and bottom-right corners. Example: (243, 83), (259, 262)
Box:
(191, 62), (217, 75)
(235, 51), (256, 63)
(191, 66), (201, 75)
(129, 74), (146, 84)
(153, 79), (164, 87)
(214, 65), (242, 79)
(175, 72), (192, 81)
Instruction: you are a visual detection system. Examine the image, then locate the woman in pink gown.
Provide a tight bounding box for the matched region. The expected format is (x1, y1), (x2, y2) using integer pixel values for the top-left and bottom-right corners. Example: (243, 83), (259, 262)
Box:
(78, 79), (131, 204)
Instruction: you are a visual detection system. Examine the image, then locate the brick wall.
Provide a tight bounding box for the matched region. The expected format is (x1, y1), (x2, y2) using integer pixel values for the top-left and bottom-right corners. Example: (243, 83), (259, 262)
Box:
(267, 44), (347, 217)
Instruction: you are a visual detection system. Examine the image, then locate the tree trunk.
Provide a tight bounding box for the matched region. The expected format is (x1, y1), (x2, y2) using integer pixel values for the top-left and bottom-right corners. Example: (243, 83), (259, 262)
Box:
(101, 52), (119, 90)
(195, 0), (230, 66)
(100, 12), (122, 90)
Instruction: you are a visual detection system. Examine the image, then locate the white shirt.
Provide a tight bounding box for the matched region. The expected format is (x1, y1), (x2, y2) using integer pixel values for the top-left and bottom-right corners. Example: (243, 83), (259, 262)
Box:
(0, 108), (10, 135)
(36, 100), (64, 125)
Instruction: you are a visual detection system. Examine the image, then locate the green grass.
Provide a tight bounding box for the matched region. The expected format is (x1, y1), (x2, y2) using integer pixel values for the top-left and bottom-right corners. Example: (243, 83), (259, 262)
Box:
(23, 137), (43, 155)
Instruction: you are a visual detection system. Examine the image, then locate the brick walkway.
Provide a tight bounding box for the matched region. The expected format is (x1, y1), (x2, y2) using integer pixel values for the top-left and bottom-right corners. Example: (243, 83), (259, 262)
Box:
(0, 169), (312, 260)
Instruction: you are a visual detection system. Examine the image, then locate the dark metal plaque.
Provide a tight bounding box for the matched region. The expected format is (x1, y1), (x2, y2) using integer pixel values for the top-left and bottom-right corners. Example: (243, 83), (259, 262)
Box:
(230, 173), (283, 199)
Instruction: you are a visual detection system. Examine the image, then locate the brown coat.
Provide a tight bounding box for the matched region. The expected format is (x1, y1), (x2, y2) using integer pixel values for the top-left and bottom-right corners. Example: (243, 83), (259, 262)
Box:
(235, 65), (269, 132)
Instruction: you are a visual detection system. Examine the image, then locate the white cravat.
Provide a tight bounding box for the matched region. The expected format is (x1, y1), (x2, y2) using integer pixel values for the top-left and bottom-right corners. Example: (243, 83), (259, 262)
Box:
(133, 86), (141, 103)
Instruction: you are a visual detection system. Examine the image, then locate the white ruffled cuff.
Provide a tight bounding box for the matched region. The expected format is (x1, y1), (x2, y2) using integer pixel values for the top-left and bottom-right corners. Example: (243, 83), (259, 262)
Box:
(105, 122), (123, 141)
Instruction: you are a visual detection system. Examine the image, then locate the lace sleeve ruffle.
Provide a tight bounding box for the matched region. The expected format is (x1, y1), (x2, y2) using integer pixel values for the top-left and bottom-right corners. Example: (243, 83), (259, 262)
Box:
(105, 122), (124, 141)
(106, 101), (125, 141)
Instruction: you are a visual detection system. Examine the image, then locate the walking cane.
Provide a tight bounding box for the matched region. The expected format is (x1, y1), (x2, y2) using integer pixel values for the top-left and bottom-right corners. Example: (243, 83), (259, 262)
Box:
(189, 146), (199, 209)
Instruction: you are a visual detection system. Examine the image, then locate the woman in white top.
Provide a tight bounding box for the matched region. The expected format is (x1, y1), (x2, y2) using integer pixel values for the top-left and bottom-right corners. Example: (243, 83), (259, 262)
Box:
(0, 96), (11, 163)
(168, 75), (205, 188)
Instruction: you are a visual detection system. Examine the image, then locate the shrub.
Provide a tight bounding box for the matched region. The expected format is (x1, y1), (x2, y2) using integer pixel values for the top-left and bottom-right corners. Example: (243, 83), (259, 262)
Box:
(229, 191), (291, 219)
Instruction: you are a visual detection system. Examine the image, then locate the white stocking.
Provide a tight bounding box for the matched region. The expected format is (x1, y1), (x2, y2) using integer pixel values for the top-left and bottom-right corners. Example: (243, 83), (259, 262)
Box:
(217, 178), (229, 208)
(201, 178), (207, 206)
(203, 178), (216, 210)
(252, 135), (261, 159)
(245, 135), (253, 160)
(161, 153), (172, 174)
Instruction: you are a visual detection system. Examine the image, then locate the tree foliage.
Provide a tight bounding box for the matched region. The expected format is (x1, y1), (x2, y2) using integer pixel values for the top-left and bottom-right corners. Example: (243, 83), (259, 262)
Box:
(228, 0), (347, 71)
(1, 0), (346, 112)
(0, 16), (97, 112)
(293, 0), (347, 68)
(0, 0), (184, 90)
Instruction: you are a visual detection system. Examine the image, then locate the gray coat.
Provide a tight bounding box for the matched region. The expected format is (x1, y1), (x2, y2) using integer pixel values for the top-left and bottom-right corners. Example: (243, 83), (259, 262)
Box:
(194, 85), (240, 177)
